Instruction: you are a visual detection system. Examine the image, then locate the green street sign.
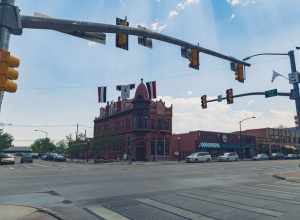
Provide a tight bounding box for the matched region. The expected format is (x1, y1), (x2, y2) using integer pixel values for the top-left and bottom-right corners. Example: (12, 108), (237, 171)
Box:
(265, 89), (278, 98)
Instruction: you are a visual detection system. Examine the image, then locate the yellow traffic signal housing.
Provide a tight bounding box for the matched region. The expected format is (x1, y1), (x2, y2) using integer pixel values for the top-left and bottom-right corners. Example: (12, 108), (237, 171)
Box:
(116, 18), (129, 50)
(201, 95), (207, 109)
(235, 63), (245, 83)
(0, 49), (20, 93)
(189, 48), (199, 70)
(226, 88), (234, 104)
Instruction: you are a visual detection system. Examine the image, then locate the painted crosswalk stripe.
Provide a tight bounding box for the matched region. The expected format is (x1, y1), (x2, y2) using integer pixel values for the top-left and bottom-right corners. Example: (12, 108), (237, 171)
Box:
(242, 185), (298, 196)
(86, 205), (129, 220)
(136, 198), (214, 220)
(256, 183), (300, 192)
(179, 193), (283, 217)
(32, 163), (51, 168)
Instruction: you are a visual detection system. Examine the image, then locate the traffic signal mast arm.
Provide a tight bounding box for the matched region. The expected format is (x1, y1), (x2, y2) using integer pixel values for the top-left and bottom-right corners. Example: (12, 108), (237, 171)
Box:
(20, 15), (250, 67)
(207, 91), (290, 103)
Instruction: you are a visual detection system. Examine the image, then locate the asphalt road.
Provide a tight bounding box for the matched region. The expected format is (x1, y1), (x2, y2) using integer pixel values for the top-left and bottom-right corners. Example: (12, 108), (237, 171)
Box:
(0, 159), (300, 220)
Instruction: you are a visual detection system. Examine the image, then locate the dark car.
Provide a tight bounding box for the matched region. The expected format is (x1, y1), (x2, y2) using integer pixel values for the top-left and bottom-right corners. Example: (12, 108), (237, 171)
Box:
(20, 153), (33, 163)
(271, 152), (285, 160)
(54, 154), (66, 162)
(0, 153), (16, 165)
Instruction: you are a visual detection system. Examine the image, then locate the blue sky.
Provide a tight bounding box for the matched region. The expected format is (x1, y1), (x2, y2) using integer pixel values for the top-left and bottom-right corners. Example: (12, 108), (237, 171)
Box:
(1, 0), (300, 146)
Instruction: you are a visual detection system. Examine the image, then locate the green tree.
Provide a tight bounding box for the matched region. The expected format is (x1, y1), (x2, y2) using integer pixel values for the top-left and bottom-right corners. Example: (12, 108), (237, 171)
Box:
(0, 129), (14, 151)
(55, 140), (68, 154)
(30, 138), (56, 154)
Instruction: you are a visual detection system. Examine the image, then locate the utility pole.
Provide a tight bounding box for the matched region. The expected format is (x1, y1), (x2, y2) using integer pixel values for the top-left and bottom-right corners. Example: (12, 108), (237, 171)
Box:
(76, 123), (79, 141)
(288, 50), (300, 126)
(0, 0), (15, 112)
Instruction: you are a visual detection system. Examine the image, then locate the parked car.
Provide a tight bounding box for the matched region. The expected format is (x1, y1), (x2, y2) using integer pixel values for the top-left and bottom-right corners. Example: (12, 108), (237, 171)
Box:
(31, 153), (39, 159)
(185, 152), (212, 163)
(271, 152), (285, 160)
(252, 153), (269, 161)
(41, 153), (56, 161)
(218, 152), (239, 162)
(286, 154), (298, 160)
(20, 153), (33, 163)
(54, 154), (66, 162)
(0, 153), (15, 165)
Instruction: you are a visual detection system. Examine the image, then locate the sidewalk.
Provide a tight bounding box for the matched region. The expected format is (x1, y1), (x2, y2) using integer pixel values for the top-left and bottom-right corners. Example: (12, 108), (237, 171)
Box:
(273, 171), (300, 183)
(0, 205), (63, 220)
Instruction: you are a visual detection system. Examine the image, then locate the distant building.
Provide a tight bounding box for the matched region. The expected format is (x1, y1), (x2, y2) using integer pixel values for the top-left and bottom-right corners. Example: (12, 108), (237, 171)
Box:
(93, 79), (172, 161)
(243, 127), (300, 155)
(171, 130), (256, 159)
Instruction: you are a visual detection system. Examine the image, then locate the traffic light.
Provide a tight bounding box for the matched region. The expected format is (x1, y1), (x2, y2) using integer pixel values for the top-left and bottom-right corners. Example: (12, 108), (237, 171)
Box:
(235, 63), (245, 83)
(201, 95), (207, 109)
(189, 48), (199, 70)
(0, 49), (20, 93)
(116, 17), (129, 50)
(226, 88), (234, 104)
(295, 115), (299, 127)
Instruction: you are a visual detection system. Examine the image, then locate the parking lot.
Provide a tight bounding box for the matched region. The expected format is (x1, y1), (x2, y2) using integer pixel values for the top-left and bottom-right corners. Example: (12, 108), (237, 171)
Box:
(1, 159), (300, 219)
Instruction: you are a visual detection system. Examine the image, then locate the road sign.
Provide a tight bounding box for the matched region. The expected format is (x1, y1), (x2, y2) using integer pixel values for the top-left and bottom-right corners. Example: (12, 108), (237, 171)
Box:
(217, 95), (223, 102)
(288, 72), (300, 84)
(264, 89), (278, 98)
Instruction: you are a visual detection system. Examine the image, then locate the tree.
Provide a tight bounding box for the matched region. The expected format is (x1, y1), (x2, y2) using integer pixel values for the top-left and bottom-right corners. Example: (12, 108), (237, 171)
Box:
(0, 129), (13, 151)
(55, 140), (68, 154)
(30, 138), (56, 154)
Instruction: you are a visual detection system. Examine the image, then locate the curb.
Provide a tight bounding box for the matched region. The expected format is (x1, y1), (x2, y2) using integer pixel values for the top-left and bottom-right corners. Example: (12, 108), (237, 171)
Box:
(0, 204), (65, 220)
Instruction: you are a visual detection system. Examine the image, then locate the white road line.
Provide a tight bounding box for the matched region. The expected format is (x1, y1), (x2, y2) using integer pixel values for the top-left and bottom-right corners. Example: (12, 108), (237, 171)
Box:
(86, 205), (129, 220)
(136, 198), (214, 220)
(242, 185), (299, 196)
(179, 193), (283, 217)
(31, 163), (50, 168)
(256, 183), (300, 192)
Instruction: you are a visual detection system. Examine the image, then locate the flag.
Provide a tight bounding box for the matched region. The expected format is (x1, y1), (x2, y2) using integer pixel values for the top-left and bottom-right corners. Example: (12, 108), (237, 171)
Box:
(271, 70), (282, 83)
(146, 81), (157, 99)
(98, 86), (107, 103)
(116, 84), (135, 100)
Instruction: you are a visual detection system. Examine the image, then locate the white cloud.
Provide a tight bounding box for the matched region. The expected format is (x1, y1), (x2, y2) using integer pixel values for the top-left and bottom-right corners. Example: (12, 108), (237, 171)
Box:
(160, 96), (294, 134)
(150, 21), (167, 33)
(168, 0), (199, 19)
(230, 13), (236, 21)
(226, 0), (256, 7)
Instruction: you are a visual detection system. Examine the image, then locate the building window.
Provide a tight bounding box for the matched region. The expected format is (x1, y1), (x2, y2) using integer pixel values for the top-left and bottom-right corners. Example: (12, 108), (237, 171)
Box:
(151, 139), (169, 155)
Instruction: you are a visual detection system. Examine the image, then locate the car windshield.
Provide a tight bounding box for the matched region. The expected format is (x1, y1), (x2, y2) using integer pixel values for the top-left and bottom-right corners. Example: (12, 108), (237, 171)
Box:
(1, 1), (300, 220)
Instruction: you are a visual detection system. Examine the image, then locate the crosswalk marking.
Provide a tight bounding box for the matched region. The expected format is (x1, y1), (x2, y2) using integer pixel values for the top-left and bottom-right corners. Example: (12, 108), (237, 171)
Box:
(86, 205), (130, 220)
(242, 185), (299, 196)
(179, 193), (283, 217)
(256, 183), (300, 192)
(136, 198), (214, 220)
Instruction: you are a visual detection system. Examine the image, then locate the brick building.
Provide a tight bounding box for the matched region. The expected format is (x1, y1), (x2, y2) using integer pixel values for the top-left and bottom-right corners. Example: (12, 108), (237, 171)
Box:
(171, 130), (256, 159)
(93, 79), (172, 161)
(243, 127), (300, 155)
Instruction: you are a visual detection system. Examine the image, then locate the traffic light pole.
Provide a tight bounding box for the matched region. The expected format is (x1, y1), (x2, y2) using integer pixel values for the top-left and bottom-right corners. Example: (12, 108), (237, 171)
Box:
(288, 50), (300, 126)
(0, 0), (14, 112)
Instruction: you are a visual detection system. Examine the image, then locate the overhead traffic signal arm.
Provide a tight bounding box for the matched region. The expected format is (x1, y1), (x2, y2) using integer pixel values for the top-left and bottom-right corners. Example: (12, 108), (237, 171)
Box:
(0, 49), (20, 93)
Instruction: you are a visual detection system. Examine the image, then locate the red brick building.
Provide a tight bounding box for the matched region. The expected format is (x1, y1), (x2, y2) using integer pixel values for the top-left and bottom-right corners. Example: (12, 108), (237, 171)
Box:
(93, 79), (172, 161)
(171, 130), (256, 159)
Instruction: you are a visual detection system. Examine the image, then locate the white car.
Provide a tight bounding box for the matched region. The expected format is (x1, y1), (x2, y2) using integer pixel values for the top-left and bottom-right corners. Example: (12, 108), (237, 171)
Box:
(218, 152), (239, 162)
(0, 153), (16, 165)
(185, 152), (212, 163)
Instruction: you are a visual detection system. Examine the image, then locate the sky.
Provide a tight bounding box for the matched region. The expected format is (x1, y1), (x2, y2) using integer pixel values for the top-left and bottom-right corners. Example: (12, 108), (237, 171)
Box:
(1, 0), (300, 146)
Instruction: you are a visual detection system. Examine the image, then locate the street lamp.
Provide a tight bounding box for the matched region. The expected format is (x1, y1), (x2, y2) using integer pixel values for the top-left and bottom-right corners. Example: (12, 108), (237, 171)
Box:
(34, 129), (48, 138)
(242, 49), (300, 127)
(239, 116), (256, 158)
(176, 136), (181, 161)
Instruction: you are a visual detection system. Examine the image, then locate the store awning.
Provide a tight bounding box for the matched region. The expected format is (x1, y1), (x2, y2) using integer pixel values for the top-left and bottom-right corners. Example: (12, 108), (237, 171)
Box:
(199, 142), (221, 149)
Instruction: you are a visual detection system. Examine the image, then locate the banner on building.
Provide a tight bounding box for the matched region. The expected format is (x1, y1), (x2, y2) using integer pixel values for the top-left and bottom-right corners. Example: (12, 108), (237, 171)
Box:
(116, 84), (135, 100)
(146, 81), (157, 99)
(98, 86), (107, 103)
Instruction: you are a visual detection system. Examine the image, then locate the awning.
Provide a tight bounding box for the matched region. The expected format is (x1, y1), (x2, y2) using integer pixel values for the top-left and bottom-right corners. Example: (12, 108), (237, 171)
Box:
(199, 142), (221, 149)
(221, 144), (256, 149)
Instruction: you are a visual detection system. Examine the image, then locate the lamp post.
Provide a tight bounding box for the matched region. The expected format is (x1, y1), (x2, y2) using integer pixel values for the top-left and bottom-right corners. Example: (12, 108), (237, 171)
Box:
(243, 48), (299, 127)
(239, 116), (256, 158)
(176, 136), (181, 161)
(34, 129), (48, 139)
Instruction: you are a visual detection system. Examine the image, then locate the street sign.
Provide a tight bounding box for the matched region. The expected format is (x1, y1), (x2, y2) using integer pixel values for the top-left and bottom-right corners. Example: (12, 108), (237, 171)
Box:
(264, 89), (278, 98)
(288, 72), (300, 84)
(217, 95), (223, 102)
